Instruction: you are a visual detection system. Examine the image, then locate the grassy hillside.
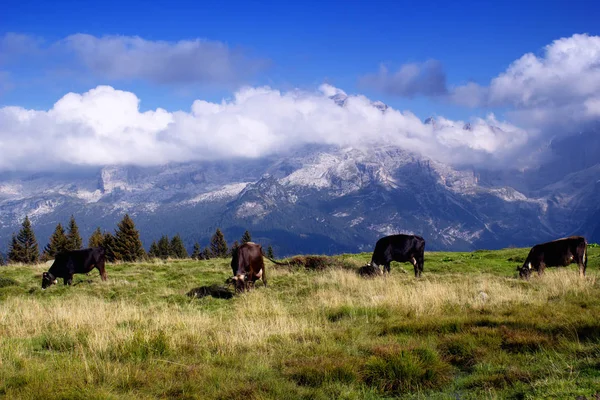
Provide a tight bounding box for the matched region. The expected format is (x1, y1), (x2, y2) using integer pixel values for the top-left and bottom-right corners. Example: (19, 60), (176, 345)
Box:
(1, 248), (599, 399)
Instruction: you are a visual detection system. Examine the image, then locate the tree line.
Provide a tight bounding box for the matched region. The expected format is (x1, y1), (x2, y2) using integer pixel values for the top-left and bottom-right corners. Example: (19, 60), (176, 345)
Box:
(1, 214), (274, 265)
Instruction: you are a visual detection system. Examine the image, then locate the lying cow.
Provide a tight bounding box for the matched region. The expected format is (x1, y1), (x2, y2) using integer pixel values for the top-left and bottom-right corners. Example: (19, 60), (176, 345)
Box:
(230, 242), (267, 292)
(518, 236), (588, 279)
(364, 234), (426, 277)
(42, 247), (107, 289)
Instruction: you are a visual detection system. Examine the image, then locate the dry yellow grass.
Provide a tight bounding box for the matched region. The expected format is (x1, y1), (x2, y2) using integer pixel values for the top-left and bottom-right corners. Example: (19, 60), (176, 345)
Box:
(0, 252), (599, 399)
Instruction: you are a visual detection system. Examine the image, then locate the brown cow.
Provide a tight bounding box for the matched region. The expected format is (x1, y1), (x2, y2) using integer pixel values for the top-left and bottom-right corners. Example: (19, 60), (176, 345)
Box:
(230, 242), (267, 292)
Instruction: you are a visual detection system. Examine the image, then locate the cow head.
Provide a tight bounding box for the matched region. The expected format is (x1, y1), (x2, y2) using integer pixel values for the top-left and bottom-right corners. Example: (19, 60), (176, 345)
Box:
(517, 262), (532, 280)
(41, 272), (57, 289)
(231, 273), (248, 292)
(359, 262), (382, 277)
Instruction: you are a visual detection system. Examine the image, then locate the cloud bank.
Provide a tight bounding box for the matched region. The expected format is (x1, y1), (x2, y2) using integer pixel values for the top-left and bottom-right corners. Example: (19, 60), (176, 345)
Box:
(449, 34), (600, 133)
(0, 33), (268, 85)
(362, 34), (600, 134)
(0, 84), (530, 172)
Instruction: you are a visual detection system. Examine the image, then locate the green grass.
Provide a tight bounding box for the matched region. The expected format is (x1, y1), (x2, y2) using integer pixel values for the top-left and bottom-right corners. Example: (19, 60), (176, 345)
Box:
(0, 247), (599, 399)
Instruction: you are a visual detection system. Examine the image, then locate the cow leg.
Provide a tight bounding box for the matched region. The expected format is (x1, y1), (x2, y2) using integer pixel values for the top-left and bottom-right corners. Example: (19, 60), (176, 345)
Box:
(384, 263), (391, 274)
(537, 263), (545, 277)
(579, 262), (586, 277)
(97, 260), (108, 281)
(64, 275), (73, 285)
(410, 257), (420, 278)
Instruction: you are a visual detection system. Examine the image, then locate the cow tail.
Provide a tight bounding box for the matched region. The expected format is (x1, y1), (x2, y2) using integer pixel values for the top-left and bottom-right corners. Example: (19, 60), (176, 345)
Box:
(266, 255), (290, 266)
(261, 249), (289, 266)
(262, 263), (267, 286)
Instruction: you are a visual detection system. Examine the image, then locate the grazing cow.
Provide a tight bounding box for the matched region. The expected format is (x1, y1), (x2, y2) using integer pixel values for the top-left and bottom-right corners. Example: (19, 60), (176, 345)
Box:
(518, 236), (588, 279)
(230, 242), (267, 292)
(42, 247), (107, 289)
(365, 234), (426, 277)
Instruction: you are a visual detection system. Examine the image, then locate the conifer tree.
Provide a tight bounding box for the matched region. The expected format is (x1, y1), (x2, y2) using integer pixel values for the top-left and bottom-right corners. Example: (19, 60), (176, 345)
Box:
(8, 216), (39, 264)
(42, 223), (68, 260)
(267, 245), (275, 259)
(229, 240), (239, 256)
(102, 232), (117, 262)
(148, 241), (159, 258)
(7, 234), (23, 264)
(241, 230), (252, 244)
(210, 228), (228, 258)
(0, 251), (5, 266)
(157, 235), (171, 259)
(66, 215), (83, 251)
(191, 242), (201, 259)
(201, 246), (211, 260)
(170, 234), (188, 258)
(113, 214), (145, 262)
(88, 227), (104, 248)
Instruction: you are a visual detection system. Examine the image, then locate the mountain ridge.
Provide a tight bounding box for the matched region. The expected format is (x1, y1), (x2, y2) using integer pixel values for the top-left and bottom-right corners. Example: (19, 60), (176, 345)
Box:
(1, 140), (598, 257)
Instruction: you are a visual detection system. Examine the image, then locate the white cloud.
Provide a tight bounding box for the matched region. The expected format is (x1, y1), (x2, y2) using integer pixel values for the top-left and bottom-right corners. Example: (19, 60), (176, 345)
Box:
(0, 84), (531, 171)
(451, 34), (600, 132)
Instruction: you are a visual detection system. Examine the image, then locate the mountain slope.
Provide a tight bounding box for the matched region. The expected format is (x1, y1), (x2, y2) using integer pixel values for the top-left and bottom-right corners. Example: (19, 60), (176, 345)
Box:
(2, 140), (597, 256)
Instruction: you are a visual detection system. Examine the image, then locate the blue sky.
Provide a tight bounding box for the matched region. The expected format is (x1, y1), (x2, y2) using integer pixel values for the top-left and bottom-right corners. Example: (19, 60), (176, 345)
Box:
(1, 0), (600, 172)
(2, 0), (598, 120)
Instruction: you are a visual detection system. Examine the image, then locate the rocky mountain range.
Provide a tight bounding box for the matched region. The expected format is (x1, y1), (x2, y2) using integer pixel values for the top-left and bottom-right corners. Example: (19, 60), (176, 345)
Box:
(1, 141), (598, 257)
(1, 96), (599, 257)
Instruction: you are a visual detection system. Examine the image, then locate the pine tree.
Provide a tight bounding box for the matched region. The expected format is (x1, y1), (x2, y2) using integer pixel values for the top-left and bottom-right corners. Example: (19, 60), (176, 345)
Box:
(7, 235), (22, 264)
(157, 235), (171, 259)
(102, 232), (117, 262)
(8, 216), (39, 264)
(241, 230), (252, 244)
(88, 227), (104, 248)
(148, 241), (159, 258)
(191, 242), (201, 259)
(267, 245), (275, 259)
(42, 223), (68, 260)
(201, 247), (211, 260)
(113, 214), (145, 262)
(210, 228), (228, 258)
(0, 251), (5, 266)
(170, 234), (188, 259)
(229, 240), (240, 256)
(65, 215), (83, 251)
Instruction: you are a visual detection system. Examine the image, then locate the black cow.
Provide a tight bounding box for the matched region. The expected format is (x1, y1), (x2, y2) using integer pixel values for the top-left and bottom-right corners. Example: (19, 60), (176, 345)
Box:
(230, 242), (267, 292)
(42, 247), (107, 289)
(365, 234), (426, 277)
(518, 236), (588, 279)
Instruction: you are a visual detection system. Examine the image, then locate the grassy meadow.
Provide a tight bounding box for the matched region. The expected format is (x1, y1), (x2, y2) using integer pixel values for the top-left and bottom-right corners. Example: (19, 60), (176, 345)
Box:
(1, 247), (600, 399)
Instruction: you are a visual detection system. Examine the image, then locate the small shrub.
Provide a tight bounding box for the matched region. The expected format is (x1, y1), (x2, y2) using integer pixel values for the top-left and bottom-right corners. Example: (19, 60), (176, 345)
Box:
(327, 306), (353, 322)
(500, 328), (553, 353)
(36, 332), (78, 352)
(438, 335), (482, 370)
(463, 366), (532, 389)
(285, 356), (358, 387)
(362, 347), (452, 395)
(0, 277), (18, 288)
(114, 330), (170, 361)
(288, 256), (333, 271)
